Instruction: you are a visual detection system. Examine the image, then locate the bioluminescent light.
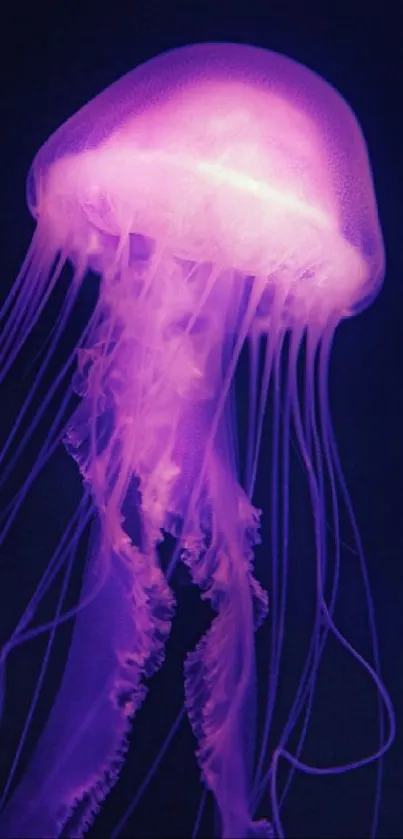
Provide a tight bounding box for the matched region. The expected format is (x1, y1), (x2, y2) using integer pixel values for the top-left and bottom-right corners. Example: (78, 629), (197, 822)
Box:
(0, 43), (394, 839)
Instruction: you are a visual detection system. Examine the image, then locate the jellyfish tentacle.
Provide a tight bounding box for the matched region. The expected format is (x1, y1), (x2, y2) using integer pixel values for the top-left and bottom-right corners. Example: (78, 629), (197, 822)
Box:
(183, 464), (271, 839)
(0, 281), (181, 836)
(0, 263), (87, 487)
(0, 496), (90, 814)
(0, 533), (174, 839)
(0, 240), (63, 387)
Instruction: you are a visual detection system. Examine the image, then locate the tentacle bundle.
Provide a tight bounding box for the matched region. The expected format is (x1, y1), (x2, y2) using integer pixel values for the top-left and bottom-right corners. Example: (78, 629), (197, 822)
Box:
(182, 472), (271, 838)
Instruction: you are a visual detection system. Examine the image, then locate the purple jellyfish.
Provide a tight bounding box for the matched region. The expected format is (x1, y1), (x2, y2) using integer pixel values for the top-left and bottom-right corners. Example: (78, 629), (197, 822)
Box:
(0, 43), (395, 839)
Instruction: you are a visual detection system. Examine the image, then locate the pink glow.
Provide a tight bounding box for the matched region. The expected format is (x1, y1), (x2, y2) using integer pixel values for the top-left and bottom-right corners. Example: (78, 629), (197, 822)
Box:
(0, 43), (393, 839)
(30, 43), (384, 317)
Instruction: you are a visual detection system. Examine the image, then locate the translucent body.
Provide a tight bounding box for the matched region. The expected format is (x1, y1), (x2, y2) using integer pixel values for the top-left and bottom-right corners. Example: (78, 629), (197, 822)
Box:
(30, 42), (384, 317)
(0, 43), (394, 839)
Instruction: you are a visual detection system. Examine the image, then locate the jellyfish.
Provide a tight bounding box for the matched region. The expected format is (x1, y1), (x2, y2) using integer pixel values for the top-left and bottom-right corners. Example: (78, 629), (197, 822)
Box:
(0, 42), (395, 839)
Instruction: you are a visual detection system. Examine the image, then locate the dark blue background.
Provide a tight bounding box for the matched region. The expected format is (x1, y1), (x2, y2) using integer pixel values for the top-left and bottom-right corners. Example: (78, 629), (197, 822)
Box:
(0, 2), (402, 837)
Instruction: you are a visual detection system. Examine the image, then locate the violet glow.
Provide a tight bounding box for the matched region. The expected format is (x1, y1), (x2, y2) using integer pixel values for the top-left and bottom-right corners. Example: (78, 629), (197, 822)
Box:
(0, 43), (395, 838)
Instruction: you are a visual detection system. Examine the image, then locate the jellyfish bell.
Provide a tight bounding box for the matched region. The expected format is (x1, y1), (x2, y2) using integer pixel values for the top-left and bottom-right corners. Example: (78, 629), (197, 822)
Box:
(0, 42), (393, 839)
(32, 50), (382, 323)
